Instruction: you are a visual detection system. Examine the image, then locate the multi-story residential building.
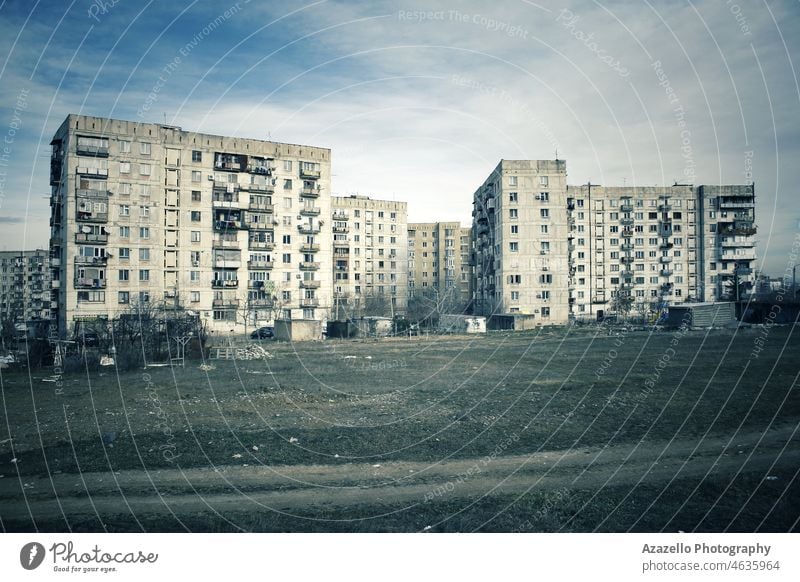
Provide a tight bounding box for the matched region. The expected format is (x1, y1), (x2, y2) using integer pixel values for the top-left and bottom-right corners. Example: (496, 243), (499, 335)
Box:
(49, 114), (332, 337)
(0, 250), (51, 323)
(330, 195), (407, 318)
(407, 222), (472, 310)
(471, 160), (757, 324)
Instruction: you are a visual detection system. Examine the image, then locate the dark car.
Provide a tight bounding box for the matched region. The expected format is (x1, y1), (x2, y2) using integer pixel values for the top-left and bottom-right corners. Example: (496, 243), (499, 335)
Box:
(250, 327), (274, 339)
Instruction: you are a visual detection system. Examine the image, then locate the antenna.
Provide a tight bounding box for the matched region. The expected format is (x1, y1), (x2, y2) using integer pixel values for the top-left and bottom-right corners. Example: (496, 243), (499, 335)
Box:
(554, 147), (558, 160)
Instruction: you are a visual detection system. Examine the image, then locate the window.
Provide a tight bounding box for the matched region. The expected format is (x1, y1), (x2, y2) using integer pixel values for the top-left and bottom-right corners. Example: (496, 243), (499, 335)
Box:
(283, 160), (292, 172)
(509, 175), (518, 186)
(191, 170), (202, 182)
(119, 140), (131, 153)
(283, 179), (292, 190)
(190, 271), (200, 281)
(282, 253), (291, 264)
(511, 225), (519, 234)
(192, 190), (201, 202)
(282, 234), (291, 244)
(191, 231), (201, 242)
(541, 208), (549, 218)
(139, 248), (150, 260)
(539, 176), (548, 186)
(139, 291), (150, 303)
(541, 307), (550, 317)
(118, 291), (129, 304)
(511, 291), (520, 300)
(190, 291), (200, 302)
(139, 163), (151, 176)
(192, 150), (202, 162)
(140, 205), (150, 217)
(119, 161), (131, 174)
(139, 142), (151, 156)
(509, 242), (519, 252)
(191, 251), (201, 265)
(139, 269), (150, 281)
(191, 211), (201, 222)
(118, 269), (129, 281)
(540, 225), (548, 234)
(139, 227), (150, 239)
(509, 209), (518, 219)
(119, 226), (130, 238)
(119, 182), (131, 195)
(119, 205), (130, 216)
(509, 192), (518, 202)
(119, 247), (130, 259)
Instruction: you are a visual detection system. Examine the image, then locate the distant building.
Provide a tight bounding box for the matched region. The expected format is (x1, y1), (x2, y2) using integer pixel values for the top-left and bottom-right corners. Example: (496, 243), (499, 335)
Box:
(49, 114), (332, 337)
(407, 222), (472, 311)
(330, 195), (408, 318)
(471, 159), (758, 325)
(0, 250), (51, 323)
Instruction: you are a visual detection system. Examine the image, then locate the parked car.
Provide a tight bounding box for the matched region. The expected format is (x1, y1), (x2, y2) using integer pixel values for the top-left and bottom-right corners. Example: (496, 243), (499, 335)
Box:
(250, 327), (275, 339)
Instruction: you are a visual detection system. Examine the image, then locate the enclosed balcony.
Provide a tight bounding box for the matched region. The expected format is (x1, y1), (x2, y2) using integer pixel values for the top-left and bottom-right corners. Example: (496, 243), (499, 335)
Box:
(212, 279), (239, 288)
(247, 156), (275, 175)
(620, 217), (634, 226)
(661, 268), (673, 277)
(301, 243), (321, 253)
(332, 211), (348, 221)
(213, 237), (240, 249)
(74, 277), (106, 289)
(620, 242), (633, 251)
(300, 261), (320, 271)
(300, 185), (320, 198)
(620, 229), (633, 238)
(248, 239), (275, 251)
(620, 203), (633, 213)
(300, 298), (319, 307)
(659, 256), (673, 264)
(212, 298), (240, 308)
(300, 280), (321, 289)
(333, 225), (349, 234)
(214, 153), (246, 172)
(332, 240), (349, 249)
(74, 255), (107, 266)
(75, 230), (108, 244)
(299, 165), (321, 179)
(298, 224), (321, 235)
(300, 206), (321, 216)
(249, 198), (274, 212)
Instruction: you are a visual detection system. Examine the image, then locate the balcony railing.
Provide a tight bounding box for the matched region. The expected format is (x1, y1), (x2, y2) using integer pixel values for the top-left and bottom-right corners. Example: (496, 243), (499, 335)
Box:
(332, 211), (348, 220)
(620, 243), (633, 251)
(300, 167), (321, 179)
(247, 260), (274, 270)
(212, 238), (239, 249)
(661, 269), (673, 277)
(76, 144), (109, 157)
(214, 220), (245, 230)
(659, 203), (672, 211)
(74, 256), (107, 265)
(76, 167), (108, 177)
(620, 204), (633, 213)
(300, 186), (320, 198)
(74, 278), (106, 289)
(248, 202), (274, 212)
(214, 259), (242, 269)
(51, 280), (61, 289)
(248, 240), (275, 251)
(300, 298), (319, 307)
(212, 279), (239, 288)
(719, 200), (755, 209)
(76, 188), (110, 198)
(300, 261), (320, 270)
(75, 232), (108, 244)
(297, 225), (321, 235)
(332, 226), (348, 234)
(620, 218), (634, 226)
(300, 207), (321, 216)
(301, 243), (320, 253)
(333, 240), (349, 248)
(660, 256), (673, 263)
(621, 229), (633, 238)
(300, 280), (321, 289)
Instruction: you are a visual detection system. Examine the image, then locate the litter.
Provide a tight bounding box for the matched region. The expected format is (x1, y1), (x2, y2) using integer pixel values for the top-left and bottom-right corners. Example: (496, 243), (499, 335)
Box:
(766, 476), (778, 481)
(289, 437), (299, 444)
(232, 453), (242, 459)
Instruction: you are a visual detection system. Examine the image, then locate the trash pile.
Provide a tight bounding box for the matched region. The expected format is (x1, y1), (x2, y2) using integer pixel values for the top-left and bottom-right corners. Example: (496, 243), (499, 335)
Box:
(233, 345), (274, 360)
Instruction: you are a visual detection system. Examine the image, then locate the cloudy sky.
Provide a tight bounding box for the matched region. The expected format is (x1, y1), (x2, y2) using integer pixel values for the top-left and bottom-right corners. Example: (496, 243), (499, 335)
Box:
(0, 0), (798, 273)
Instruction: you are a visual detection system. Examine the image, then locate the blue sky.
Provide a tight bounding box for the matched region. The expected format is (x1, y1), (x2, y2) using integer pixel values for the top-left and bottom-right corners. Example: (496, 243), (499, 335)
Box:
(0, 0), (798, 274)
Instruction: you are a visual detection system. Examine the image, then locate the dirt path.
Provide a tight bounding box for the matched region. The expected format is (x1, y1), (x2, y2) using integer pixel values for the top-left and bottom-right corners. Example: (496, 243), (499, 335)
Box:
(1, 424), (796, 523)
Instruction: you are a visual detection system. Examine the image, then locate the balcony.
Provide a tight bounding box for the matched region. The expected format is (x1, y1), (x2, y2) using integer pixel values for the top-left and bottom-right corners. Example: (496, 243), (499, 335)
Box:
(300, 280), (321, 289)
(660, 241), (674, 249)
(300, 261), (320, 271)
(661, 269), (673, 277)
(74, 278), (106, 289)
(659, 256), (673, 263)
(659, 202), (672, 212)
(736, 267), (753, 275)
(719, 200), (755, 210)
(300, 167), (321, 180)
(245, 181), (275, 194)
(212, 196), (243, 209)
(723, 250), (757, 261)
(332, 225), (349, 234)
(300, 186), (320, 198)
(621, 229), (633, 238)
(77, 211), (108, 223)
(300, 298), (319, 307)
(620, 217), (634, 226)
(297, 225), (321, 235)
(333, 240), (349, 248)
(210, 239), (239, 252)
(619, 243), (633, 251)
(249, 201), (274, 212)
(332, 211), (348, 221)
(247, 159), (275, 175)
(248, 240), (275, 251)
(74, 256), (108, 266)
(620, 256), (634, 264)
(212, 279), (239, 288)
(620, 204), (633, 213)
(214, 258), (242, 269)
(75, 232), (108, 244)
(51, 279), (61, 289)
(248, 260), (274, 270)
(300, 207), (321, 216)
(76, 166), (108, 177)
(621, 269), (634, 278)
(76, 144), (109, 157)
(214, 220), (245, 231)
(76, 188), (110, 199)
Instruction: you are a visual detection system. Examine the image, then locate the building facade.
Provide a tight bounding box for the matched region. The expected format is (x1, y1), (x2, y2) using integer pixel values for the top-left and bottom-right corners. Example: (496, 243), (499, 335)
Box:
(471, 160), (757, 324)
(49, 114), (332, 337)
(407, 222), (472, 311)
(330, 195), (408, 318)
(0, 250), (51, 324)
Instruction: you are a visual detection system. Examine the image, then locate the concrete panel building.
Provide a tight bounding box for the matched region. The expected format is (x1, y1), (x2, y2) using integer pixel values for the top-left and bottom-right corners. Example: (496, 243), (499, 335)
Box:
(407, 222), (472, 311)
(471, 159), (757, 325)
(49, 114), (332, 337)
(330, 195), (407, 318)
(0, 250), (51, 324)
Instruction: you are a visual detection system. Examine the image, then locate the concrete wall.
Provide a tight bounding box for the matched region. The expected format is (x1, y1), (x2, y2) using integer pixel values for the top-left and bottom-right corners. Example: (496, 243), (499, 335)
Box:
(274, 318), (322, 341)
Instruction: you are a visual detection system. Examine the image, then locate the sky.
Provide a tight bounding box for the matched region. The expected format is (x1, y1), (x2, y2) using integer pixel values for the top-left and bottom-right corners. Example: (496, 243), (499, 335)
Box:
(0, 0), (798, 274)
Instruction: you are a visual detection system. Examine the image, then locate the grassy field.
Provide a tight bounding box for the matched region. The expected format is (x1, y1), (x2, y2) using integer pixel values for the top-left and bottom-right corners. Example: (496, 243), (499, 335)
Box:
(1, 323), (798, 532)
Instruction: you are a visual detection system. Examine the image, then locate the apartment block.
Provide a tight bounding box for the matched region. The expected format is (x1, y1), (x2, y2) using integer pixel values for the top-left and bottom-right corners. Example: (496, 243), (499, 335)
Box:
(330, 195), (408, 318)
(472, 160), (757, 324)
(407, 222), (472, 310)
(49, 114), (332, 337)
(0, 250), (51, 323)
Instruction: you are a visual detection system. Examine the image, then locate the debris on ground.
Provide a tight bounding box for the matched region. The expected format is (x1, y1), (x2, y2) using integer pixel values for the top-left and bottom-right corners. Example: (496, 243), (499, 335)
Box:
(199, 363), (216, 371)
(289, 437), (299, 444)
